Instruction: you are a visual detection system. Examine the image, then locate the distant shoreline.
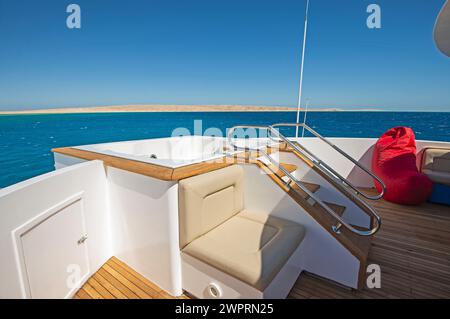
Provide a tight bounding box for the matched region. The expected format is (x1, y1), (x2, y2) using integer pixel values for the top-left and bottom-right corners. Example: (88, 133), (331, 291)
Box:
(0, 104), (383, 115)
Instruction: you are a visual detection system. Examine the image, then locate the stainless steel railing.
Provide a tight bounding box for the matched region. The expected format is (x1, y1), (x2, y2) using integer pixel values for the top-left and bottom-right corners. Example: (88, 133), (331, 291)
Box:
(227, 124), (382, 237)
(270, 123), (386, 200)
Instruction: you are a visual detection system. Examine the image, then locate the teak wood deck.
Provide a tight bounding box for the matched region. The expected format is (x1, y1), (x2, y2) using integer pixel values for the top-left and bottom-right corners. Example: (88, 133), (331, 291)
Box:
(290, 190), (450, 299)
(74, 257), (188, 299)
(75, 191), (450, 299)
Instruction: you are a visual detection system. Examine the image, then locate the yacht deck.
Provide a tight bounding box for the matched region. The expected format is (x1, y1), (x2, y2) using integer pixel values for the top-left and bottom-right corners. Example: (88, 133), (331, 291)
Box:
(290, 190), (450, 299)
(74, 257), (187, 299)
(75, 190), (450, 299)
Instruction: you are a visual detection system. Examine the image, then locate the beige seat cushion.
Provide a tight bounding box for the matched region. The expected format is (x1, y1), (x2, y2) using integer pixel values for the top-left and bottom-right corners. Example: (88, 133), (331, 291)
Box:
(422, 148), (450, 185)
(182, 210), (305, 291)
(178, 165), (244, 249)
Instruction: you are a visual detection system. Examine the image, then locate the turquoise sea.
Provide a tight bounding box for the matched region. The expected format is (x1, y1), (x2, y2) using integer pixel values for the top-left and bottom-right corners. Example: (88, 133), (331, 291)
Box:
(0, 111), (449, 188)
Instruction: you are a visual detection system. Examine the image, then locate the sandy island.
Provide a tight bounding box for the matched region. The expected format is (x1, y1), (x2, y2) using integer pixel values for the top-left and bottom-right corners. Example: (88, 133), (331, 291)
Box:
(0, 104), (379, 115)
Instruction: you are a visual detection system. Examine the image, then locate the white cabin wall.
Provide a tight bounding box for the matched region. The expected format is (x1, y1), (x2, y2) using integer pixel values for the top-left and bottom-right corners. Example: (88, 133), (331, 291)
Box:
(293, 138), (377, 188)
(54, 155), (184, 296)
(106, 167), (183, 296)
(0, 161), (111, 298)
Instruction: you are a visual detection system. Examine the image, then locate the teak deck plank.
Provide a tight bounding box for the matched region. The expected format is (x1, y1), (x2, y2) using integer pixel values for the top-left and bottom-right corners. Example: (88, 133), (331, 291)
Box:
(82, 282), (103, 299)
(258, 161), (298, 179)
(96, 268), (139, 299)
(92, 273), (128, 299)
(106, 259), (160, 298)
(87, 277), (115, 299)
(102, 264), (151, 299)
(75, 288), (91, 299)
(314, 202), (346, 217)
(290, 182), (321, 198)
(110, 256), (163, 293)
(74, 257), (183, 299)
(289, 190), (450, 299)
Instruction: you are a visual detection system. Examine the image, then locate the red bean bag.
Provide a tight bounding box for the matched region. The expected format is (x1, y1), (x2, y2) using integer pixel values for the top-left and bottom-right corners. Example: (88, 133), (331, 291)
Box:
(372, 127), (433, 205)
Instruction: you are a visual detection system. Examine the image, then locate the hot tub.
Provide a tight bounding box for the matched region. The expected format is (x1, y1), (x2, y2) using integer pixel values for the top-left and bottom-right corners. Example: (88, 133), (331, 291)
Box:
(73, 136), (232, 168)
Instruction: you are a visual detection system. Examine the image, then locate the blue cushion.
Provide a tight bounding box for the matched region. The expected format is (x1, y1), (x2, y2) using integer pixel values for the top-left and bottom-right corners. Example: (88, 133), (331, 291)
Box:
(429, 183), (450, 206)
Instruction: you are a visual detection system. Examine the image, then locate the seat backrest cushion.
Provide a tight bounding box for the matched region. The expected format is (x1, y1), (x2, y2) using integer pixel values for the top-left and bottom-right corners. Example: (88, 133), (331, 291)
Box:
(178, 165), (244, 248)
(421, 148), (450, 185)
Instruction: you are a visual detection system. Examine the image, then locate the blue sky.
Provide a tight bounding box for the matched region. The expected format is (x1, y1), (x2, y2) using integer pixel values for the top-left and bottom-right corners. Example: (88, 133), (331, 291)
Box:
(0, 0), (449, 111)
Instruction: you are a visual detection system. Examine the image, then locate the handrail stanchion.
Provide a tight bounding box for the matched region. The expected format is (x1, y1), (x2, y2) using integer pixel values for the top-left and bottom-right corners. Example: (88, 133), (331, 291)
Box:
(270, 123), (386, 200)
(227, 125), (382, 237)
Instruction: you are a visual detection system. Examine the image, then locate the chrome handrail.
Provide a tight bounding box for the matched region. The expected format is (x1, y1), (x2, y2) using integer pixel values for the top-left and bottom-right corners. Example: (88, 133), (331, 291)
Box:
(270, 123), (386, 200)
(227, 125), (381, 237)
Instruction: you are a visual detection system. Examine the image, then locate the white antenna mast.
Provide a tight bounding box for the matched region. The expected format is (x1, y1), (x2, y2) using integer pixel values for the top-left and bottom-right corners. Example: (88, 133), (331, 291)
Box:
(302, 98), (310, 138)
(295, 0), (310, 138)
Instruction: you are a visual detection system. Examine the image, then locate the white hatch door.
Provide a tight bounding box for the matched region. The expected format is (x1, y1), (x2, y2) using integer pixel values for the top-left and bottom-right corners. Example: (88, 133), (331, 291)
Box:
(0, 160), (110, 299)
(19, 195), (89, 299)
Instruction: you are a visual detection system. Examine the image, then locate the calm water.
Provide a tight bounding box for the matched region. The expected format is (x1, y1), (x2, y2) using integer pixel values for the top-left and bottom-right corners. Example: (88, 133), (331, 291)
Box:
(0, 112), (449, 188)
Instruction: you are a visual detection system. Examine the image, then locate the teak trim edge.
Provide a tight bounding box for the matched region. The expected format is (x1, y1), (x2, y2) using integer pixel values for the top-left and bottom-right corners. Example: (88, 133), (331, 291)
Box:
(52, 147), (254, 181)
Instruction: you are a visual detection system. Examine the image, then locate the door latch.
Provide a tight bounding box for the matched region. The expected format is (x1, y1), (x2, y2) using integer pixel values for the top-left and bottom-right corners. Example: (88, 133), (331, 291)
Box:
(77, 234), (88, 245)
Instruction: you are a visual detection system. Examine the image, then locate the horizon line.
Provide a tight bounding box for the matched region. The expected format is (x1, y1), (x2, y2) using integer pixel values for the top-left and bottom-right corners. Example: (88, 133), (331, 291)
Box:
(1, 104), (450, 114)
